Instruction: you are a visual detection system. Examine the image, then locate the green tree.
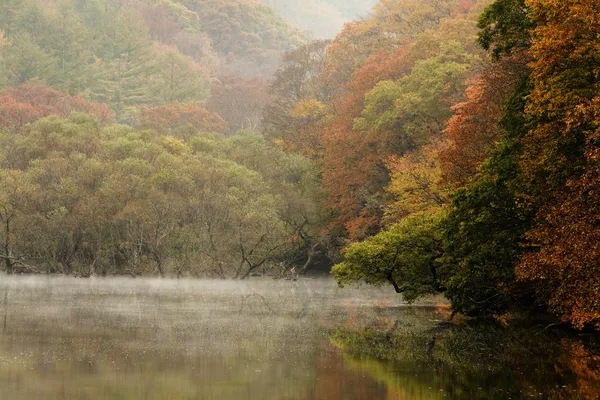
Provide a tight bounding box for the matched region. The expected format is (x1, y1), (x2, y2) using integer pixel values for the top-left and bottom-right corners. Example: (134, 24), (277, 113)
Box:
(0, 0), (25, 39)
(435, 0), (535, 317)
(150, 44), (207, 105)
(92, 51), (154, 124)
(478, 0), (532, 58)
(441, 77), (533, 316)
(355, 41), (477, 153)
(332, 210), (446, 301)
(41, 2), (93, 93)
(0, 169), (40, 274)
(1, 33), (57, 86)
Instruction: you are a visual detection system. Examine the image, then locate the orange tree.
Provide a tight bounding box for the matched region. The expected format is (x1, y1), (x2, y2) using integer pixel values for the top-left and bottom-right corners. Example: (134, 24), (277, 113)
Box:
(517, 0), (600, 328)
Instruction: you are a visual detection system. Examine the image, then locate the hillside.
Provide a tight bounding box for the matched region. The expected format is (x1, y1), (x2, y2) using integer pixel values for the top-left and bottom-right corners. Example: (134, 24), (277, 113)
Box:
(0, 0), (304, 123)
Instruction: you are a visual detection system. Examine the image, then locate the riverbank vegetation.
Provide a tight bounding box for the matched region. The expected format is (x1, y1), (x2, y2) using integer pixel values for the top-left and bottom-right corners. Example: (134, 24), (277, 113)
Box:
(263, 0), (599, 329)
(329, 0), (599, 329)
(0, 110), (321, 278)
(0, 0), (327, 278)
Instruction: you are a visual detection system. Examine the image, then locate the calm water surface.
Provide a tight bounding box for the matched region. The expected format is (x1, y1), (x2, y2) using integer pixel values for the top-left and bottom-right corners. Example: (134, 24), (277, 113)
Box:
(0, 277), (598, 399)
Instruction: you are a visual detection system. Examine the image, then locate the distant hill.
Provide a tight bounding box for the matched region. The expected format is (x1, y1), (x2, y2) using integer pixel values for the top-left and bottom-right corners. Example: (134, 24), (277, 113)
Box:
(263, 0), (378, 38)
(173, 0), (307, 76)
(0, 0), (305, 122)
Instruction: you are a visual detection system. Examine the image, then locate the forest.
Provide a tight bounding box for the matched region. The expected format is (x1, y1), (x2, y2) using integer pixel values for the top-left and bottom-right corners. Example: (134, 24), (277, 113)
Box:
(0, 0), (599, 330)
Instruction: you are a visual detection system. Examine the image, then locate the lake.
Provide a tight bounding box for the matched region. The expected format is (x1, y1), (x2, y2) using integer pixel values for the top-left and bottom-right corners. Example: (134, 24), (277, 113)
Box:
(0, 277), (598, 399)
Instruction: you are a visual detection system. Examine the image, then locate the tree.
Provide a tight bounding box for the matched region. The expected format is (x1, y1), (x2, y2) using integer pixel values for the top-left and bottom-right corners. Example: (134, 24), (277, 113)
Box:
(0, 0), (23, 39)
(321, 37), (478, 241)
(332, 210), (446, 302)
(91, 48), (155, 124)
(40, 2), (94, 94)
(0, 169), (39, 274)
(431, 0), (536, 317)
(320, 47), (412, 240)
(0, 95), (43, 130)
(438, 54), (528, 185)
(477, 0), (532, 59)
(264, 40), (330, 155)
(0, 112), (322, 278)
(0, 84), (113, 129)
(314, 0), (489, 244)
(219, 131), (326, 275)
(150, 44), (207, 105)
(516, 0), (600, 328)
(0, 33), (57, 86)
(141, 3), (182, 43)
(178, 0), (305, 78)
(518, 169), (600, 329)
(441, 76), (534, 317)
(385, 140), (451, 222)
(206, 74), (270, 135)
(137, 104), (224, 137)
(355, 41), (476, 153)
(320, 0), (460, 93)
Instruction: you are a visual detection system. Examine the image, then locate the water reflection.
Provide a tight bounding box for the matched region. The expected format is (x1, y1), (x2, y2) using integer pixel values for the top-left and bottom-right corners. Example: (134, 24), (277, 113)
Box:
(0, 276), (598, 399)
(332, 320), (600, 399)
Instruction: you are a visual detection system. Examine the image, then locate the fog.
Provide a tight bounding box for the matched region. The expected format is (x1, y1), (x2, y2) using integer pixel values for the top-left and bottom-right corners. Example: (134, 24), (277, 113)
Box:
(263, 0), (378, 38)
(0, 275), (415, 324)
(0, 276), (442, 399)
(0, 276), (428, 344)
(0, 277), (598, 399)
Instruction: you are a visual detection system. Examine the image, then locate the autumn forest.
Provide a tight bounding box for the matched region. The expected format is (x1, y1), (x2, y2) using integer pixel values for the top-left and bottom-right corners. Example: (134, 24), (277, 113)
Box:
(0, 0), (598, 331)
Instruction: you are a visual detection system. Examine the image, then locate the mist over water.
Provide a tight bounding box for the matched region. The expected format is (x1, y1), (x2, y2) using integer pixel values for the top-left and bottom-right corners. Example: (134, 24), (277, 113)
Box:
(0, 276), (599, 399)
(0, 276), (432, 399)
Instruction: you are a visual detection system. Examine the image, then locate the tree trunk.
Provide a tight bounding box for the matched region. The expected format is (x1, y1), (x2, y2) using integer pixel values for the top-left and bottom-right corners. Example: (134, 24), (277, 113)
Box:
(241, 264), (259, 280)
(153, 253), (165, 278)
(4, 219), (12, 275)
(297, 243), (319, 275)
(387, 273), (402, 294)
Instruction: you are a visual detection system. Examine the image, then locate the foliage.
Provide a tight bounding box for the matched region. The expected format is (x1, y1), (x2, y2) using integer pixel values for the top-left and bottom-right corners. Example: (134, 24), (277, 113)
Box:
(0, 0), (599, 331)
(0, 115), (320, 277)
(264, 40), (330, 157)
(440, 73), (533, 316)
(438, 54), (528, 185)
(149, 44), (208, 105)
(385, 140), (451, 222)
(354, 41), (476, 149)
(329, 0), (541, 317)
(516, 0), (600, 328)
(0, 0), (305, 123)
(0, 0), (209, 122)
(206, 74), (270, 135)
(137, 104), (224, 137)
(0, 83), (113, 129)
(332, 210), (446, 301)
(477, 0), (532, 58)
(178, 0), (306, 77)
(320, 47), (412, 240)
(317, 1), (488, 241)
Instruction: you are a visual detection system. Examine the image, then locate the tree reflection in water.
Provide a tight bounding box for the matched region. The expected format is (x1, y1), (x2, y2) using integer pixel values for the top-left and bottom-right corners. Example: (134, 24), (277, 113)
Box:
(331, 320), (600, 399)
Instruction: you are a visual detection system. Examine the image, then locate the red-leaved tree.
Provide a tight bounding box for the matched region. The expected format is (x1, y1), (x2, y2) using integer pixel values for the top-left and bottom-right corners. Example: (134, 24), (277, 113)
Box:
(0, 84), (113, 129)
